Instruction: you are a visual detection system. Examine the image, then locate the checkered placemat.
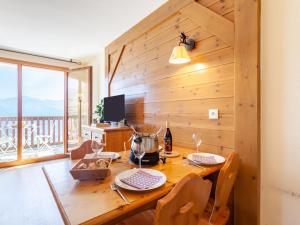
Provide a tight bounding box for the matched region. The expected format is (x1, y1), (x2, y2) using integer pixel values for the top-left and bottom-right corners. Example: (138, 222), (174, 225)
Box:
(120, 170), (162, 189)
(192, 154), (217, 164)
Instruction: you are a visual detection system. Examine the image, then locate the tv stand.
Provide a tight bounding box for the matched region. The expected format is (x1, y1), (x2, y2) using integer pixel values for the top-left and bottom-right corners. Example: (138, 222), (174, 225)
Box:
(81, 125), (133, 152)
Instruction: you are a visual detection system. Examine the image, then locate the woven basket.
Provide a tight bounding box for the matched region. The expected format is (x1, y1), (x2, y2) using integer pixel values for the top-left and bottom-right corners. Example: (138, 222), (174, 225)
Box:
(70, 158), (111, 181)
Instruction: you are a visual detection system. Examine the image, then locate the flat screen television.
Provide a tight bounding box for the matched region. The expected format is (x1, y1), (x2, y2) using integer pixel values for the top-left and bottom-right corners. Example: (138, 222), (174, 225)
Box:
(103, 94), (125, 122)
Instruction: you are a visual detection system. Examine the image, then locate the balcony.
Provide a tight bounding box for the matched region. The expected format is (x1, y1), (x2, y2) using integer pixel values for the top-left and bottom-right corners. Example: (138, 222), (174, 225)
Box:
(0, 116), (78, 162)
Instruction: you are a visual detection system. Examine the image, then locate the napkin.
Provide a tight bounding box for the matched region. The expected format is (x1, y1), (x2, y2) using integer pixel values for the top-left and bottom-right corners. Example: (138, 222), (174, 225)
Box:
(192, 154), (217, 164)
(84, 152), (116, 159)
(120, 170), (162, 189)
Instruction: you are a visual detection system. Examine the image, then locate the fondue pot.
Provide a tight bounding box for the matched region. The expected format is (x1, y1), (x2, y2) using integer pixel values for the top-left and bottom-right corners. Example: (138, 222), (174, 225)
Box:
(130, 127), (163, 165)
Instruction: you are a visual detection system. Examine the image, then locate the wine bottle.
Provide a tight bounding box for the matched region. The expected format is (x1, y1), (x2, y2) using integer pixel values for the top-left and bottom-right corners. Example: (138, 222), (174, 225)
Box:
(164, 121), (172, 154)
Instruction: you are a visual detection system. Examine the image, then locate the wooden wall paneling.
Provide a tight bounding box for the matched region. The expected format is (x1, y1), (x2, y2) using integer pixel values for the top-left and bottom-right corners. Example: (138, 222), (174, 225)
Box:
(119, 22), (227, 74)
(131, 117), (234, 145)
(224, 11), (235, 22)
(234, 0), (260, 224)
(116, 34), (228, 80)
(197, 0), (219, 7)
(140, 13), (187, 40)
(104, 47), (111, 96)
(137, 124), (234, 149)
(141, 113), (234, 131)
(108, 45), (125, 96)
(107, 0), (195, 52)
(105, 51), (111, 96)
(113, 47), (234, 90)
(126, 97), (234, 115)
(117, 16), (228, 66)
(208, 0), (234, 17)
(183, 142), (233, 156)
(180, 2), (234, 46)
(112, 55), (234, 94)
(106, 49), (122, 86)
(105, 0), (259, 223)
(114, 79), (234, 102)
(116, 21), (213, 74)
(106, 1), (236, 156)
(197, 0), (234, 21)
(119, 16), (201, 64)
(112, 63), (234, 94)
(134, 48), (233, 90)
(113, 63), (234, 95)
(119, 13), (188, 62)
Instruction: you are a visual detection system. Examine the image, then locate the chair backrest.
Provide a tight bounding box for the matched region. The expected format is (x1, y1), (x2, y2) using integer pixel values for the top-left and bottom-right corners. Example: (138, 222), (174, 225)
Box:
(211, 152), (240, 221)
(154, 173), (212, 225)
(70, 140), (92, 160)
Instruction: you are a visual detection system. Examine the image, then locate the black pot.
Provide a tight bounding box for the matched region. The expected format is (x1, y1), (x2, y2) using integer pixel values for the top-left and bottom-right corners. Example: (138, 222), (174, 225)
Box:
(130, 151), (160, 165)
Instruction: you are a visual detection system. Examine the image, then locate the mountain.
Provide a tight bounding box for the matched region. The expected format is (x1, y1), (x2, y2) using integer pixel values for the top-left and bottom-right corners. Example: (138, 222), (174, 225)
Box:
(0, 96), (64, 116)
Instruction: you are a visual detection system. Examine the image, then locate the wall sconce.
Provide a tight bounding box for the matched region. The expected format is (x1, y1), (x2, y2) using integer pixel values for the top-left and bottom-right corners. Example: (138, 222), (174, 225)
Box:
(169, 32), (195, 64)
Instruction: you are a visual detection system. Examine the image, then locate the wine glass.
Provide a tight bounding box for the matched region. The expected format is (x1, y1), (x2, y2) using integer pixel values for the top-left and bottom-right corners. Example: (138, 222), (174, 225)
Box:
(192, 133), (202, 153)
(133, 142), (145, 169)
(91, 139), (104, 158)
(123, 141), (129, 160)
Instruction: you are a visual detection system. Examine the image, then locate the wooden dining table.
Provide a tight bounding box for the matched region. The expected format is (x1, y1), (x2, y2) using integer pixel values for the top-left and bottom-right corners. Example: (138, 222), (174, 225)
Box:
(42, 146), (224, 225)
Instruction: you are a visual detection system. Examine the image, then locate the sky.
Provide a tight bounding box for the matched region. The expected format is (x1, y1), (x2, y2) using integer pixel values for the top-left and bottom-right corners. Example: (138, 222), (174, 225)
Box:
(0, 62), (17, 99)
(0, 62), (64, 100)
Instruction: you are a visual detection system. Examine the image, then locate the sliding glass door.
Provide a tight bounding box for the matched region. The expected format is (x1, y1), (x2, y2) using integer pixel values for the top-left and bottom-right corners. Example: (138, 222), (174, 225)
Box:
(67, 67), (92, 149)
(0, 59), (92, 167)
(22, 66), (65, 159)
(0, 62), (18, 163)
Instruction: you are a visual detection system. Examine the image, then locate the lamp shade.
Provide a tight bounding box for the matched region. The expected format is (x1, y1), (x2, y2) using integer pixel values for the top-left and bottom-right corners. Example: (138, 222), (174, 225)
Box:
(169, 46), (191, 64)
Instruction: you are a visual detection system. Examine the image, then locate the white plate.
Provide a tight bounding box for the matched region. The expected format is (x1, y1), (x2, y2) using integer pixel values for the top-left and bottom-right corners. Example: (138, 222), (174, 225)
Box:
(115, 168), (167, 192)
(187, 152), (225, 166)
(84, 152), (120, 160)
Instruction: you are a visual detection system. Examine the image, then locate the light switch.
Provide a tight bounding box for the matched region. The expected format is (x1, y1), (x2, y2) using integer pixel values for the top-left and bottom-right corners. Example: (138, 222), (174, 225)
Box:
(209, 109), (219, 120)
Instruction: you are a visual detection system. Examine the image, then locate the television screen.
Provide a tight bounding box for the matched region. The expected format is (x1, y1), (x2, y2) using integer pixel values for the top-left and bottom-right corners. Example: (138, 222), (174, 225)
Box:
(103, 94), (125, 122)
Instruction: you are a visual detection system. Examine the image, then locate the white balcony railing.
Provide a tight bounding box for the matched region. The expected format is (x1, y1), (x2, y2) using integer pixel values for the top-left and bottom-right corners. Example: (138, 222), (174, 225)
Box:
(0, 116), (66, 151)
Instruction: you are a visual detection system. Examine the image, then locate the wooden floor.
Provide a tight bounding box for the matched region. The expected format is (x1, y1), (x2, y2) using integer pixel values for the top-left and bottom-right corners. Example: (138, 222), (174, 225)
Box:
(0, 160), (64, 225)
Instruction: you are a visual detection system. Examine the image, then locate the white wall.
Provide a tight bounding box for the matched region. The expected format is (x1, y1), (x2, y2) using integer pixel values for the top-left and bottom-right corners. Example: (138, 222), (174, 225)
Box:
(261, 0), (300, 224)
(79, 48), (106, 113)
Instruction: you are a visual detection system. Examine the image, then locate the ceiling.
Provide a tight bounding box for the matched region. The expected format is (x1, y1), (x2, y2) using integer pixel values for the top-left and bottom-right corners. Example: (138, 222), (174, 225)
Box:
(0, 0), (167, 59)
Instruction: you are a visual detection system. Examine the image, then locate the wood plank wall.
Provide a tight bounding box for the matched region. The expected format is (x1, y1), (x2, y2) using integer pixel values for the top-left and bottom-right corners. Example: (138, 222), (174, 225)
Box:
(108, 0), (235, 156)
(234, 0), (260, 224)
(105, 0), (260, 224)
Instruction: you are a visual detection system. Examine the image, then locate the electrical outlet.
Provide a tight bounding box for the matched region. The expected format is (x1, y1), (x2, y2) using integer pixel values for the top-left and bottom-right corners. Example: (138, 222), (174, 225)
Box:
(209, 109), (219, 120)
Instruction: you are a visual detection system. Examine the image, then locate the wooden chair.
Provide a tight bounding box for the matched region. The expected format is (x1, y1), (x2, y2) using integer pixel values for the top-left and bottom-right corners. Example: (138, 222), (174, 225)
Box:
(70, 140), (92, 160)
(118, 173), (212, 225)
(200, 152), (240, 225)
